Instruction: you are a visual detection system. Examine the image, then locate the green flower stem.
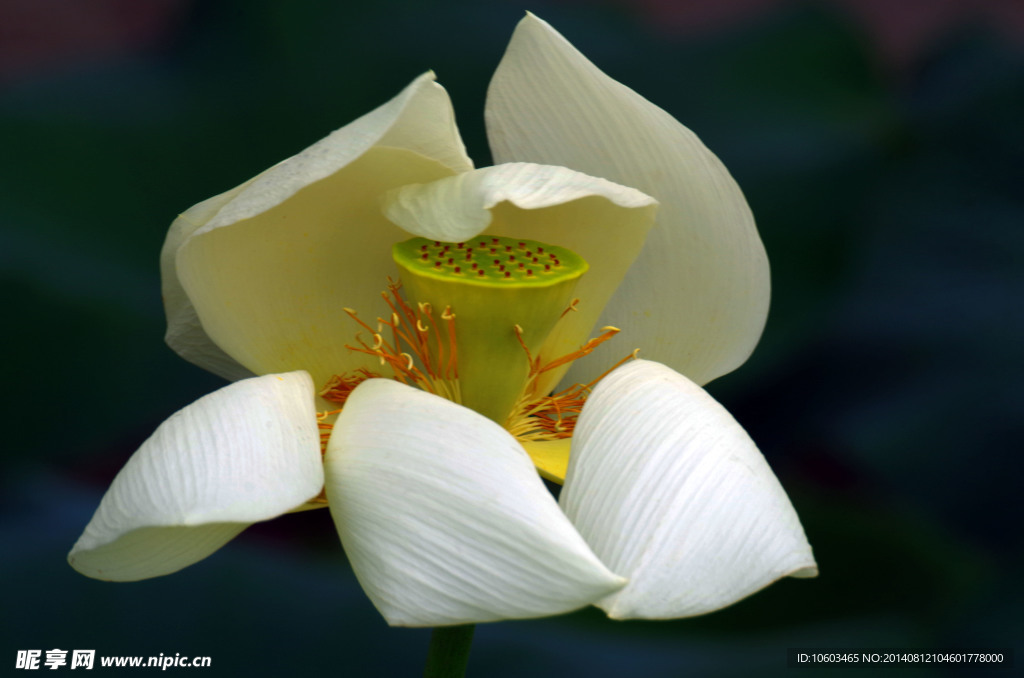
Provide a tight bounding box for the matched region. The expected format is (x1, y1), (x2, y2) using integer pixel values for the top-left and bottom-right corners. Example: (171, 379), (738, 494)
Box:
(423, 624), (476, 677)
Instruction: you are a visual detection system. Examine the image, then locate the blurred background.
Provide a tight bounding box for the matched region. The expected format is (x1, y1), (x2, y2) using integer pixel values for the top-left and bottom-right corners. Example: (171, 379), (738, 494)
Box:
(2, 0), (1021, 675)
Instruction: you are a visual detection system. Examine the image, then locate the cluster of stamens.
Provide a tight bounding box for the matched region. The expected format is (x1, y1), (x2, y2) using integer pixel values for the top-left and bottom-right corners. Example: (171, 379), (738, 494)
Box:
(310, 232), (635, 485)
(315, 280), (637, 457)
(503, 324), (637, 442)
(320, 280), (460, 410)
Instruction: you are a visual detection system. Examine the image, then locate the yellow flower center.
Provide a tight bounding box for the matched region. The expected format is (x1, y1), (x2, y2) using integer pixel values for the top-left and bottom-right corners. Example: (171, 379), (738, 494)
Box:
(317, 236), (634, 483)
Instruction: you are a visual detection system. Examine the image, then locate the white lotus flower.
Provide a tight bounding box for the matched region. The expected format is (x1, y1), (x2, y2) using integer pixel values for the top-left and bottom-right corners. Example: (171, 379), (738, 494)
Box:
(69, 14), (816, 626)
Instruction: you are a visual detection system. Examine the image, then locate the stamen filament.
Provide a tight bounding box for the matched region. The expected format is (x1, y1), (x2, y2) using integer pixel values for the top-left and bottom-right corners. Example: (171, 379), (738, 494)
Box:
(503, 325), (635, 443)
(342, 281), (461, 403)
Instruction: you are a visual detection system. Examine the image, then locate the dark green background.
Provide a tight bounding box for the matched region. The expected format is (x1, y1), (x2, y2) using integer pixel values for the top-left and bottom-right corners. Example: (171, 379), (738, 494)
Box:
(3, 0), (1021, 675)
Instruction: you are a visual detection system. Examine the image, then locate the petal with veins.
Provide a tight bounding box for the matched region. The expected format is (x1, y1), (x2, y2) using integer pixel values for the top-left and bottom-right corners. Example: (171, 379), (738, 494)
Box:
(487, 14), (770, 387)
(324, 378), (625, 627)
(560, 360), (817, 619)
(68, 371), (324, 581)
(382, 161), (655, 243)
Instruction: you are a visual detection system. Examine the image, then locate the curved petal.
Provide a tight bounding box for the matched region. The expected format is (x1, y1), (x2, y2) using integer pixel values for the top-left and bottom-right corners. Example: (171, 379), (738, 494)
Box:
(68, 372), (324, 581)
(382, 162), (657, 391)
(168, 73), (473, 389)
(161, 186), (256, 382)
(487, 14), (770, 386)
(382, 162), (655, 242)
(560, 360), (816, 619)
(323, 379), (625, 627)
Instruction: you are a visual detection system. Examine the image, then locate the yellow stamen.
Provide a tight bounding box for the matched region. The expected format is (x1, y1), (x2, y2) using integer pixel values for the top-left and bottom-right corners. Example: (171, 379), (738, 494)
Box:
(504, 326), (634, 444)
(343, 280), (461, 403)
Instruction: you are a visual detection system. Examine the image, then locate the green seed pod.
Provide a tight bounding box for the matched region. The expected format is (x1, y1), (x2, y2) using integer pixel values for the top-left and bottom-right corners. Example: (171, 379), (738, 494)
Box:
(392, 235), (588, 424)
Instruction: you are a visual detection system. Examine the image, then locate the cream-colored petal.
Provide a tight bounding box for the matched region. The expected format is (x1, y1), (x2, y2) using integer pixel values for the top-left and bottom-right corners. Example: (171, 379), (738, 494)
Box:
(382, 162), (655, 242)
(382, 162), (657, 392)
(169, 73), (472, 389)
(324, 378), (625, 627)
(161, 186), (256, 382)
(560, 360), (816, 619)
(68, 372), (324, 581)
(487, 14), (770, 386)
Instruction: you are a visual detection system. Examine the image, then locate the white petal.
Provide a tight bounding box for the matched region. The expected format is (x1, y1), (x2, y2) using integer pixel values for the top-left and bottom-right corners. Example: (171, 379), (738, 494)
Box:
(68, 372), (324, 581)
(324, 379), (624, 626)
(560, 360), (816, 619)
(382, 162), (658, 392)
(487, 14), (770, 386)
(168, 73), (473, 389)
